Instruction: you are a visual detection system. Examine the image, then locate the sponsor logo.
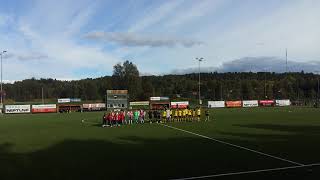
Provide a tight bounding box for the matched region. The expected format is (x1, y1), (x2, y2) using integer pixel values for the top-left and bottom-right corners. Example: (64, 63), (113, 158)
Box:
(5, 105), (31, 113)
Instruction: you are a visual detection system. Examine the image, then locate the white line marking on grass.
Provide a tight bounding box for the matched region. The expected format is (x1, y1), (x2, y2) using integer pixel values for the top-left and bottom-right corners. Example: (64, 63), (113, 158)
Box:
(170, 163), (320, 180)
(159, 123), (304, 166)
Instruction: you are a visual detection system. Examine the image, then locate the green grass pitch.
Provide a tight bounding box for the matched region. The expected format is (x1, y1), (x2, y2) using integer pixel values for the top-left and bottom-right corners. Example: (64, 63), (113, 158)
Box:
(0, 107), (320, 179)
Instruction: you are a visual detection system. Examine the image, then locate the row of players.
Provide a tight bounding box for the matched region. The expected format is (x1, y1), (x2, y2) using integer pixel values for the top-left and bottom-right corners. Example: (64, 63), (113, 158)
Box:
(102, 108), (210, 127)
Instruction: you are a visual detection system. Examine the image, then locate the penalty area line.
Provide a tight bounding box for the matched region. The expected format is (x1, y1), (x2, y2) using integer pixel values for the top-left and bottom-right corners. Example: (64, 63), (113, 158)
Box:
(170, 163), (320, 180)
(159, 123), (304, 166)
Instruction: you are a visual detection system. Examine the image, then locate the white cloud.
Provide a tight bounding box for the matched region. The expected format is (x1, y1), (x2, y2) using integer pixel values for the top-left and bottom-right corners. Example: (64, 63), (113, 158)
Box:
(18, 53), (48, 61)
(85, 31), (203, 48)
(128, 0), (184, 32)
(0, 0), (123, 81)
(1, 0), (320, 80)
(143, 0), (320, 70)
(3, 52), (48, 61)
(164, 0), (224, 28)
(200, 0), (320, 62)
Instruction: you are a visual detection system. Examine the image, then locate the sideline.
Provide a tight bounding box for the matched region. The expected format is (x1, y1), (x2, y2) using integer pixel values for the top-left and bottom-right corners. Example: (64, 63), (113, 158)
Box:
(170, 163), (320, 180)
(159, 123), (304, 166)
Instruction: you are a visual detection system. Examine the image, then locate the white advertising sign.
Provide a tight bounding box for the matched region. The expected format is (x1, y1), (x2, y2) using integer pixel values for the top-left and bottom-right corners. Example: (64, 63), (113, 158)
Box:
(150, 97), (161, 101)
(5, 105), (31, 114)
(242, 100), (259, 107)
(208, 101), (225, 108)
(276, 99), (291, 106)
(58, 98), (71, 103)
(170, 101), (189, 106)
(150, 97), (169, 101)
(83, 103), (106, 109)
(70, 98), (81, 102)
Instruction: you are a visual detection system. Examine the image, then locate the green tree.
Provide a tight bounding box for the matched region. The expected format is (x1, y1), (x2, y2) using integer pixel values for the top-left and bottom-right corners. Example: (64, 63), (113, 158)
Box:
(112, 60), (141, 100)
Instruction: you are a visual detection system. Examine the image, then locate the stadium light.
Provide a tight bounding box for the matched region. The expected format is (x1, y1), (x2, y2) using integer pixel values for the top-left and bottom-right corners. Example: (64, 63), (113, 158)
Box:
(263, 67), (270, 99)
(196, 57), (204, 106)
(318, 75), (319, 108)
(315, 71), (320, 108)
(0, 50), (7, 111)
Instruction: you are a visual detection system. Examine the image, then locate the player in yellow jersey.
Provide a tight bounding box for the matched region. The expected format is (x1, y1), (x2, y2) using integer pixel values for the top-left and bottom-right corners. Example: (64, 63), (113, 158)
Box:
(174, 109), (178, 122)
(197, 108), (201, 121)
(162, 110), (167, 123)
(182, 109), (187, 121)
(188, 109), (192, 121)
(192, 109), (197, 121)
(178, 109), (182, 122)
(184, 109), (188, 121)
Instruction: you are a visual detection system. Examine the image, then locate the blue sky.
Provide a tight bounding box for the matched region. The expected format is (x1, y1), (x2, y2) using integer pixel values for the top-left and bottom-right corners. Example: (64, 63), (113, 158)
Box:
(0, 0), (319, 81)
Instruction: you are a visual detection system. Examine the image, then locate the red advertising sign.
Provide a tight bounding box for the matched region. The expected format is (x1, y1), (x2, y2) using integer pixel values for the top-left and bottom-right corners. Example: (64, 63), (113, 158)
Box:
(32, 108), (57, 113)
(226, 101), (242, 108)
(170, 101), (189, 109)
(171, 104), (188, 109)
(259, 100), (275, 106)
(32, 104), (57, 113)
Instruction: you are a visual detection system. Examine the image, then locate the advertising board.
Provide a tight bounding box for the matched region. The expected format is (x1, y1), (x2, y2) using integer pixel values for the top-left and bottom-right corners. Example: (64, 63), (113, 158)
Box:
(276, 99), (291, 106)
(150, 97), (160, 101)
(32, 104), (57, 113)
(5, 105), (31, 114)
(70, 98), (81, 102)
(150, 97), (169, 101)
(58, 98), (71, 103)
(226, 101), (242, 108)
(58, 98), (81, 103)
(259, 100), (275, 106)
(83, 103), (106, 110)
(171, 101), (189, 109)
(208, 101), (225, 108)
(242, 100), (259, 107)
(129, 101), (150, 106)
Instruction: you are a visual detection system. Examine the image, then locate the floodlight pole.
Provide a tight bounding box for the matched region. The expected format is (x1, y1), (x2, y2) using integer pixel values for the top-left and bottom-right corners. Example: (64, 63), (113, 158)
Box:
(0, 51), (7, 110)
(220, 83), (223, 100)
(316, 71), (320, 108)
(264, 71), (267, 99)
(285, 48), (288, 73)
(318, 76), (319, 107)
(317, 76), (319, 107)
(42, 87), (44, 104)
(196, 58), (203, 106)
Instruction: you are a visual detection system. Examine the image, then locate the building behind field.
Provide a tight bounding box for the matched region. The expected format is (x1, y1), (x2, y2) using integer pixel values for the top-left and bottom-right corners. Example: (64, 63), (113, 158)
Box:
(106, 90), (128, 110)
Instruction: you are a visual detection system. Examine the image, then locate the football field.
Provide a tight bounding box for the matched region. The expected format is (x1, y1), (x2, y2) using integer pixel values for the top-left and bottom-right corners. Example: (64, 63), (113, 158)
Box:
(1, 107), (320, 179)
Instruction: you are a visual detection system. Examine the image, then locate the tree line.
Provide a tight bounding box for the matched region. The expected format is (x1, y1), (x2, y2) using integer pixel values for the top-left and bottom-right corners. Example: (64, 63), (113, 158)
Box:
(2, 61), (320, 105)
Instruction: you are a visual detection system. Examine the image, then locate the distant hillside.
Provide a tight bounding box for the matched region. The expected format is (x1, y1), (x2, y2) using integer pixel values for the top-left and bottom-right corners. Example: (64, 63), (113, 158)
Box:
(171, 57), (320, 74)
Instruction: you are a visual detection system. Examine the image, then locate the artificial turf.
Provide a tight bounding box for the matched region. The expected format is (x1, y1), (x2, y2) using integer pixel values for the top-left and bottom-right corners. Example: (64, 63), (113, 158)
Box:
(0, 107), (319, 179)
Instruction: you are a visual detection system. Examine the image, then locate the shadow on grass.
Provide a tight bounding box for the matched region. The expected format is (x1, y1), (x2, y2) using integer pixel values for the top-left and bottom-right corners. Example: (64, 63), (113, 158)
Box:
(235, 124), (320, 135)
(1, 135), (320, 180)
(216, 124), (320, 166)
